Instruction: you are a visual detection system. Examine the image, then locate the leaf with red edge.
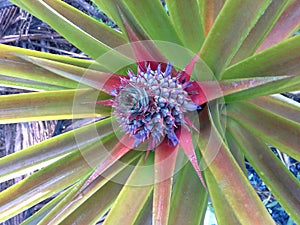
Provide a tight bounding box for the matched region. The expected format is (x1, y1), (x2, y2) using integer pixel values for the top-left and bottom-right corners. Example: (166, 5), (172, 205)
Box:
(179, 52), (200, 83)
(203, 168), (241, 224)
(112, 1), (167, 71)
(200, 0), (271, 78)
(226, 101), (300, 161)
(85, 99), (114, 107)
(257, 0), (300, 52)
(168, 160), (208, 225)
(248, 95), (300, 123)
(166, 0), (205, 52)
(42, 0), (127, 48)
(153, 138), (179, 225)
(79, 134), (135, 193)
(222, 33), (300, 79)
(227, 120), (300, 224)
(102, 153), (153, 225)
(199, 0), (226, 36)
(179, 127), (207, 189)
(121, 0), (182, 45)
(189, 76), (288, 105)
(16, 55), (123, 94)
(10, 0), (111, 60)
(197, 108), (275, 224)
(230, 0), (289, 64)
(224, 75), (300, 102)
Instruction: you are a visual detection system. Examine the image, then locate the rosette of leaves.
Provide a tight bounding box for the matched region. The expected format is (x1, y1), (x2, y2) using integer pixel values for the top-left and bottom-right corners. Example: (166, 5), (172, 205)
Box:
(0, 0), (300, 224)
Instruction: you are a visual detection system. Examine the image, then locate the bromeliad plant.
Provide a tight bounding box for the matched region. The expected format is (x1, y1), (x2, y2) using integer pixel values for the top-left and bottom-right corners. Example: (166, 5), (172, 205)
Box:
(0, 0), (300, 224)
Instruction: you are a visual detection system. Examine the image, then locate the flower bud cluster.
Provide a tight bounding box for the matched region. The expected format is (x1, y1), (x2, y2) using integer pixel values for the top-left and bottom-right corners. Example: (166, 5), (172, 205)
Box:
(113, 63), (198, 148)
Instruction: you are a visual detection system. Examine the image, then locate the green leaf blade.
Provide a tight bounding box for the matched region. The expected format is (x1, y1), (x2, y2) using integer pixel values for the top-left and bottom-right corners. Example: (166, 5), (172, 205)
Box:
(198, 109), (275, 224)
(249, 95), (300, 123)
(43, 0), (127, 48)
(0, 89), (111, 124)
(168, 161), (207, 225)
(257, 0), (300, 52)
(0, 118), (114, 183)
(200, 0), (271, 78)
(0, 52), (79, 89)
(167, 0), (205, 52)
(121, 0), (182, 45)
(228, 121), (300, 224)
(199, 0), (225, 36)
(226, 101), (300, 161)
(103, 154), (154, 225)
(230, 0), (289, 64)
(224, 75), (300, 102)
(9, 0), (111, 59)
(203, 169), (241, 225)
(223, 35), (300, 79)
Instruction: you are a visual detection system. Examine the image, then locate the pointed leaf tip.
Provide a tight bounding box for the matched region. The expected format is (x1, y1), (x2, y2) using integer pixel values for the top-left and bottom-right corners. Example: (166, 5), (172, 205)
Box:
(82, 99), (114, 107)
(179, 52), (200, 83)
(179, 127), (207, 189)
(77, 134), (135, 194)
(113, 2), (165, 70)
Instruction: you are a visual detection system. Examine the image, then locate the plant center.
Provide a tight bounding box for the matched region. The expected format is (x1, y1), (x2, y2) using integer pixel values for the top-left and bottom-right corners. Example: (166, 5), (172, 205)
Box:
(113, 63), (198, 148)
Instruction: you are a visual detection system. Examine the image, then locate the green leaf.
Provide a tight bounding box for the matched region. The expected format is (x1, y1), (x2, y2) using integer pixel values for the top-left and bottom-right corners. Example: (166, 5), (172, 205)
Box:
(0, 151), (87, 222)
(197, 108), (275, 224)
(228, 121), (300, 224)
(196, 76), (290, 104)
(224, 75), (300, 102)
(39, 150), (141, 224)
(168, 160), (207, 225)
(134, 198), (152, 225)
(190, 55), (216, 82)
(230, 0), (289, 64)
(226, 101), (300, 161)
(0, 44), (99, 69)
(199, 0), (226, 36)
(43, 0), (127, 48)
(47, 152), (138, 225)
(203, 168), (241, 225)
(0, 118), (114, 183)
(121, 0), (182, 45)
(0, 52), (79, 89)
(279, 83), (300, 93)
(257, 0), (300, 52)
(0, 89), (111, 124)
(249, 95), (300, 123)
(225, 131), (247, 175)
(0, 75), (68, 91)
(20, 188), (72, 225)
(223, 35), (300, 79)
(17, 55), (124, 93)
(0, 134), (119, 222)
(166, 0), (205, 52)
(200, 0), (271, 78)
(79, 134), (135, 192)
(109, 0), (167, 65)
(9, 0), (113, 59)
(93, 0), (127, 34)
(103, 154), (154, 225)
(60, 178), (124, 225)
